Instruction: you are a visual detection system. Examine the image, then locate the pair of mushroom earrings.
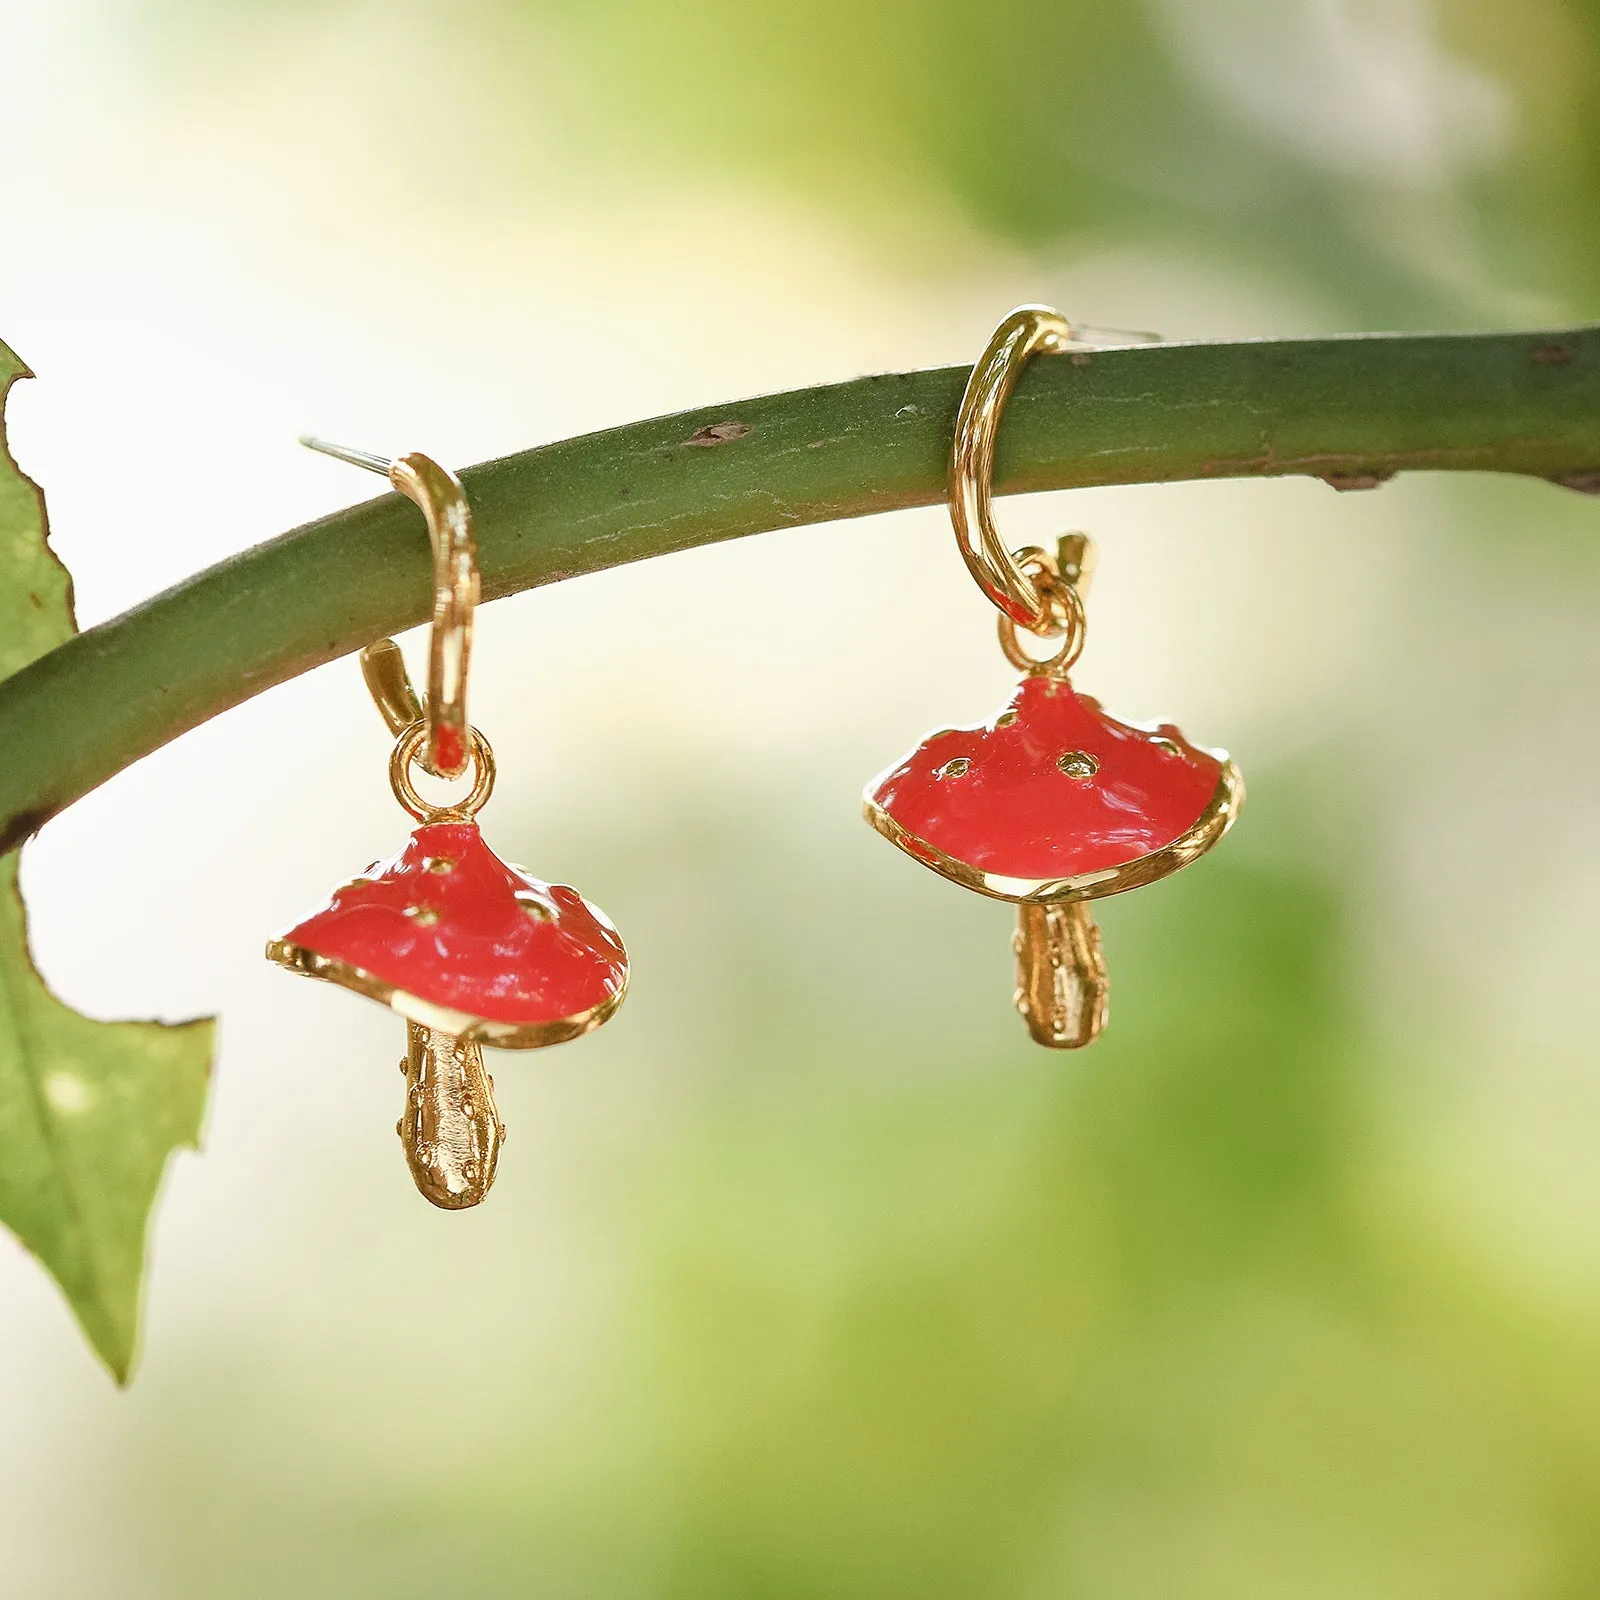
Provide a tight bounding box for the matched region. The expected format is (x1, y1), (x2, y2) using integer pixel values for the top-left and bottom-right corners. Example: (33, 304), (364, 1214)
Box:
(268, 305), (1242, 1210)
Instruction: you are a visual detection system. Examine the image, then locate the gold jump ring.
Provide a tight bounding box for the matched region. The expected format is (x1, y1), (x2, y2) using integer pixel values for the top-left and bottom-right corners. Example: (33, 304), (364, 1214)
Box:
(388, 722), (496, 823)
(996, 546), (1086, 674)
(950, 305), (1077, 634)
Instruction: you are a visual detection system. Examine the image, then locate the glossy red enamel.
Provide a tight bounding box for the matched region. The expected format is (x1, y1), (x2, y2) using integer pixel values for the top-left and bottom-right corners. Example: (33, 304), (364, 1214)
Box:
(869, 675), (1224, 880)
(431, 723), (465, 777)
(278, 822), (626, 1026)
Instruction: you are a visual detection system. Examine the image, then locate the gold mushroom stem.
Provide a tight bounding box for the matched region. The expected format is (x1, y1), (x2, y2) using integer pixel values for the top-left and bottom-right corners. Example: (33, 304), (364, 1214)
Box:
(398, 1022), (505, 1210)
(1012, 901), (1109, 1050)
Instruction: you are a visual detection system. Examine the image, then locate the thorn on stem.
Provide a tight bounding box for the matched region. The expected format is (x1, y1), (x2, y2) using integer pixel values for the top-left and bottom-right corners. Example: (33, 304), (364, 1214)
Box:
(1550, 470), (1600, 496)
(1322, 471), (1395, 492)
(685, 421), (751, 447)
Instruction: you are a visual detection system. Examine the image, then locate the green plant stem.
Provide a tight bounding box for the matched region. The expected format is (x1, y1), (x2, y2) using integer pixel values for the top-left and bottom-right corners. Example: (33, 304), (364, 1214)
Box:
(3, 325), (1599, 848)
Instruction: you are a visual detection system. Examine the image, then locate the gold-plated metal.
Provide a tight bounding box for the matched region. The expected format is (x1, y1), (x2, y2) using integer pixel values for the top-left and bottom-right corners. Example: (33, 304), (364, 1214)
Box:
(399, 1021), (504, 1210)
(268, 926), (622, 1209)
(264, 938), (628, 1050)
(951, 305), (1079, 634)
(1014, 902), (1109, 1049)
(387, 720), (497, 824)
(360, 639), (424, 735)
(289, 436), (630, 1209)
(1055, 532), (1096, 594)
(871, 527), (1225, 906)
(1015, 536), (1109, 1048)
(1018, 533), (1105, 1046)
(881, 520), (1228, 1053)
(935, 310), (1218, 1052)
(996, 541), (1087, 674)
(392, 451), (478, 780)
(300, 437), (478, 779)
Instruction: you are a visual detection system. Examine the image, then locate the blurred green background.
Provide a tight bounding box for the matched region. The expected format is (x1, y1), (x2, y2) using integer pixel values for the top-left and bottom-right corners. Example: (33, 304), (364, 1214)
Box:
(3, 0), (1600, 1595)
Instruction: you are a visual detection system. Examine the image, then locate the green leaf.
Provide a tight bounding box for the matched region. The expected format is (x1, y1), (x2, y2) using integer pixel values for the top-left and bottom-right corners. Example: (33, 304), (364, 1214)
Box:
(0, 340), (214, 1383)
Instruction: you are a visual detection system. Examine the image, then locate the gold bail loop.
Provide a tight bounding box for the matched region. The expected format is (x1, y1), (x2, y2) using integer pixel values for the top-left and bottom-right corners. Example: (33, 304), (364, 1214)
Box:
(950, 305), (1094, 635)
(996, 533), (1095, 677)
(997, 546), (1082, 675)
(300, 438), (480, 779)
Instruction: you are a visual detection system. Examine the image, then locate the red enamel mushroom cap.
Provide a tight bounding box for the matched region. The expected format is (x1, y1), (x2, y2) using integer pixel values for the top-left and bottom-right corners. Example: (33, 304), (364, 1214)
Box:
(267, 821), (627, 1047)
(865, 674), (1243, 903)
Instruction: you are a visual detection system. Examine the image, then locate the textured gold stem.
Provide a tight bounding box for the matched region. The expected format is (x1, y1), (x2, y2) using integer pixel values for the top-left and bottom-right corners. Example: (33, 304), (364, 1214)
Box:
(1013, 901), (1109, 1049)
(397, 1022), (504, 1209)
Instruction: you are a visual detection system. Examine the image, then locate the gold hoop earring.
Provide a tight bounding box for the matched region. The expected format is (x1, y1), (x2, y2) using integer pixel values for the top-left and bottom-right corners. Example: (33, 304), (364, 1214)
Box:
(267, 441), (629, 1210)
(864, 307), (1244, 1050)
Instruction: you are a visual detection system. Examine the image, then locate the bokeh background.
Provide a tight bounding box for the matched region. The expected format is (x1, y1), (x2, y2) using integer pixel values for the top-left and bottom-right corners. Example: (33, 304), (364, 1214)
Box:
(3, 1), (1600, 1594)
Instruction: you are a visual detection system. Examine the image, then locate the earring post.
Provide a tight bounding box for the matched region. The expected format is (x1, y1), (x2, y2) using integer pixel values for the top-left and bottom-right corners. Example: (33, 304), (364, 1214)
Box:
(299, 435), (396, 478)
(1066, 323), (1161, 349)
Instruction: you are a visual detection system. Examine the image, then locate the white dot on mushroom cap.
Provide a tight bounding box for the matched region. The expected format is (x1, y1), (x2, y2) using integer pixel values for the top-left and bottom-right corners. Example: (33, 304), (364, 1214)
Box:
(44, 1071), (93, 1115)
(935, 757), (973, 780)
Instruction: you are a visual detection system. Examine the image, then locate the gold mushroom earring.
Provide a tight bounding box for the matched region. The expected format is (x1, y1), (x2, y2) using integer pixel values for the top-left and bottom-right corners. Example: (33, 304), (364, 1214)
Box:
(864, 306), (1244, 1048)
(267, 441), (629, 1209)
